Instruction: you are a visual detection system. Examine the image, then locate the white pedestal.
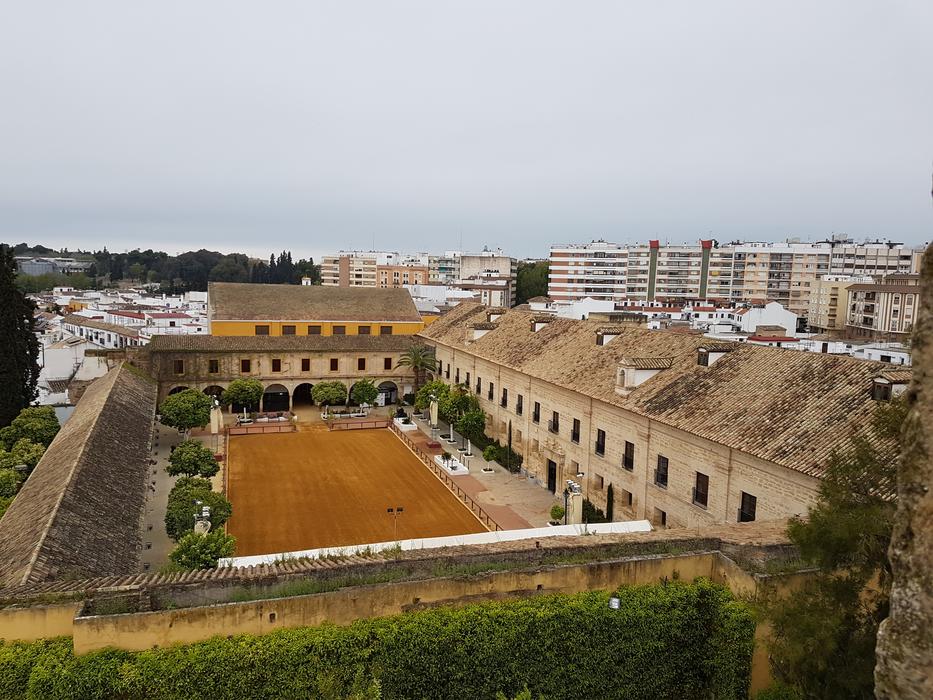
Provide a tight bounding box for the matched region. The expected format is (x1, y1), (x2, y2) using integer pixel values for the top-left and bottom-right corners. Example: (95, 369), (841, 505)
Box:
(434, 454), (469, 476)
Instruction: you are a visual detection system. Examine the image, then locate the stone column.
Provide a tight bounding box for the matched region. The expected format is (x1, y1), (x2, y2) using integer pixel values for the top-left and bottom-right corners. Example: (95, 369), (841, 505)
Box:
(875, 243), (932, 700)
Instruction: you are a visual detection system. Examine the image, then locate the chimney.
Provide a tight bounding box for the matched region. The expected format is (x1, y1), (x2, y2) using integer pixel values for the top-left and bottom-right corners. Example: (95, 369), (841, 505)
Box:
(615, 357), (673, 396)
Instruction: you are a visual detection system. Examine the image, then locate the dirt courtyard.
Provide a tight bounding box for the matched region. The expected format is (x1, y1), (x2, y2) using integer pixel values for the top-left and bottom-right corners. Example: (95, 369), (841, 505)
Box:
(226, 428), (486, 556)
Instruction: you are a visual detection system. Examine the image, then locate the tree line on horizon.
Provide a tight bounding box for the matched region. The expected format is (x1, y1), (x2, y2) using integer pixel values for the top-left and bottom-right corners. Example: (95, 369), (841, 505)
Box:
(8, 242), (321, 293)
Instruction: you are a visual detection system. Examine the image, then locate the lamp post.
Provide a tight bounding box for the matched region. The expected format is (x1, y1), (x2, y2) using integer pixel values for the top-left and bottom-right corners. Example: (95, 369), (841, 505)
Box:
(387, 506), (404, 541)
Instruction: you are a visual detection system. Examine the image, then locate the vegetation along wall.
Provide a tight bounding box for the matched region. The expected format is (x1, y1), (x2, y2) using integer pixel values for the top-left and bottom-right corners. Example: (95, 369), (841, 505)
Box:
(0, 580), (754, 700)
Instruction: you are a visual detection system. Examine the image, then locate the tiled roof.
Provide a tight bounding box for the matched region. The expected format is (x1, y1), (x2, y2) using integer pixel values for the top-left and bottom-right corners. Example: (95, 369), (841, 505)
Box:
(698, 343), (736, 353)
(63, 314), (139, 337)
(0, 364), (156, 587)
(208, 283), (422, 323)
(621, 357), (674, 370)
(472, 322), (498, 330)
(146, 334), (418, 353)
(418, 303), (900, 479)
(879, 369), (912, 383)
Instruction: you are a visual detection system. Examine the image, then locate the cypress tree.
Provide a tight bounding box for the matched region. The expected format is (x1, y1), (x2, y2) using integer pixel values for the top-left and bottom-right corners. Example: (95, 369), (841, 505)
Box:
(0, 245), (40, 427)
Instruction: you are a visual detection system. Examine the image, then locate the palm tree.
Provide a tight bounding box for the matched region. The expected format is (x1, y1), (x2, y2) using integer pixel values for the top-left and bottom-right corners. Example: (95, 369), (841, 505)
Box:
(396, 344), (437, 394)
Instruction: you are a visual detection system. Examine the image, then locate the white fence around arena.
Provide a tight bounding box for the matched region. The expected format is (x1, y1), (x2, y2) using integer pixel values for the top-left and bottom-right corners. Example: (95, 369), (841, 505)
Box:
(220, 520), (653, 568)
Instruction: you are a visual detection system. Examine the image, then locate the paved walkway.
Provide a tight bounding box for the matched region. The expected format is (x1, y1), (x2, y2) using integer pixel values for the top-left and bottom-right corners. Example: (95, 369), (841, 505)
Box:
(138, 423), (181, 572)
(403, 411), (558, 529)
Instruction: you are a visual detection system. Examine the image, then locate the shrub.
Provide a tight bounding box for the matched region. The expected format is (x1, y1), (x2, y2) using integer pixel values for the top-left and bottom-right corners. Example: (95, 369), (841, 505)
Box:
(583, 498), (608, 524)
(0, 469), (23, 498)
(167, 440), (218, 479)
(0, 495), (11, 520)
(220, 379), (263, 412)
(350, 379), (379, 407)
(0, 581), (754, 700)
(158, 390), (213, 433)
(0, 439), (46, 473)
(164, 482), (232, 541)
(0, 406), (59, 450)
(482, 445), (498, 462)
(550, 504), (565, 523)
(169, 531), (236, 570)
(312, 381), (348, 406)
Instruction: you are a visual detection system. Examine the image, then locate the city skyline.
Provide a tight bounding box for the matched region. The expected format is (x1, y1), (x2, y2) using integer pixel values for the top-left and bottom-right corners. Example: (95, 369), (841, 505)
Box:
(1, 1), (932, 258)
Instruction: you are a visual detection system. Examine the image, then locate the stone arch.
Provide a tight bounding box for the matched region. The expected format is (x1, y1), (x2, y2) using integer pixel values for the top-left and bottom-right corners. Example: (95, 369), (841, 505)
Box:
(203, 385), (225, 400)
(378, 380), (399, 406)
(168, 386), (190, 395)
(262, 383), (290, 412)
(292, 382), (314, 407)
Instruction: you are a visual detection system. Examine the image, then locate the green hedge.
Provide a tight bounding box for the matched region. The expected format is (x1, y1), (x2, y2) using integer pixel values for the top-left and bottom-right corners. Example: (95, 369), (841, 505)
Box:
(0, 580), (754, 700)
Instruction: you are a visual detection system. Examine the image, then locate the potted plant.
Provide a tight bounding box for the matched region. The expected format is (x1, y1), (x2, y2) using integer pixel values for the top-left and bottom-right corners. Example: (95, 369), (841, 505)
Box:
(549, 504), (565, 526)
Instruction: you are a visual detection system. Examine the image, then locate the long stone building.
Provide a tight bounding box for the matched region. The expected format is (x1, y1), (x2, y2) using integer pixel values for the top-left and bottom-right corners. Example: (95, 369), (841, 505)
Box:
(145, 334), (419, 409)
(419, 303), (906, 529)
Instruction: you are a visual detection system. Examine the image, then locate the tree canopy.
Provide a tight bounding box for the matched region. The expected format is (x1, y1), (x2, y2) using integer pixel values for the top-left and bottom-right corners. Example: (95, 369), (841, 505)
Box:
(0, 438), (46, 473)
(396, 345), (436, 393)
(221, 379), (264, 411)
(515, 260), (549, 305)
(0, 405), (59, 450)
(0, 469), (23, 499)
(761, 396), (907, 699)
(167, 440), (219, 478)
(169, 530), (236, 570)
(0, 245), (40, 427)
(350, 379), (379, 406)
(165, 479), (232, 541)
(159, 390), (213, 432)
(313, 381), (348, 406)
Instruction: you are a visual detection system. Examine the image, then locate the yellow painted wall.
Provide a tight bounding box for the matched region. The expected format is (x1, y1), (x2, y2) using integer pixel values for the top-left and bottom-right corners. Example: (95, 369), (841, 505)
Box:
(74, 553), (721, 654)
(210, 320), (425, 337)
(0, 602), (81, 642)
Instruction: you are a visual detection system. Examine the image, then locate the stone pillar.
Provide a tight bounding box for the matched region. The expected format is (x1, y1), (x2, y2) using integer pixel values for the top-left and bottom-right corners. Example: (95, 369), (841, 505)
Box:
(875, 243), (932, 700)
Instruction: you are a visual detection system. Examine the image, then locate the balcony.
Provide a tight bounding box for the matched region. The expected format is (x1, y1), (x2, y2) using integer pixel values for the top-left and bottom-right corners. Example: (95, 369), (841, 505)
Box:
(547, 419), (559, 434)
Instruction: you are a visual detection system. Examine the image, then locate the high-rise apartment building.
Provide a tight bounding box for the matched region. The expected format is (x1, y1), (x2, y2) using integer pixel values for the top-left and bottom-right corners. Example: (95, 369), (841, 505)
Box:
(807, 275), (873, 333)
(845, 274), (921, 339)
(549, 238), (922, 318)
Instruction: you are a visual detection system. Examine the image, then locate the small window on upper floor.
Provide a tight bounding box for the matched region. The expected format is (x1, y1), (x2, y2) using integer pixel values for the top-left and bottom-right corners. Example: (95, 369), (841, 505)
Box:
(308, 325), (322, 335)
(173, 359), (184, 374)
(333, 325), (346, 335)
(282, 325), (296, 335)
(241, 359), (251, 373)
(255, 325), (270, 336)
(384, 357), (393, 370)
(358, 325), (371, 335)
(380, 326), (393, 335)
(208, 359), (219, 374)
(272, 359), (282, 372)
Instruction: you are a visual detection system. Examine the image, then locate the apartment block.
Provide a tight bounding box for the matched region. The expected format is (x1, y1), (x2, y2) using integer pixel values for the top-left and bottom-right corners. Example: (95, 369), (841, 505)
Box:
(807, 275), (872, 332)
(549, 237), (922, 319)
(420, 303), (906, 529)
(845, 274), (921, 339)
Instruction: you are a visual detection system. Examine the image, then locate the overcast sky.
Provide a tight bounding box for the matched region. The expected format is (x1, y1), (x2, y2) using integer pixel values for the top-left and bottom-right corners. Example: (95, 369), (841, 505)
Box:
(1, 1), (931, 260)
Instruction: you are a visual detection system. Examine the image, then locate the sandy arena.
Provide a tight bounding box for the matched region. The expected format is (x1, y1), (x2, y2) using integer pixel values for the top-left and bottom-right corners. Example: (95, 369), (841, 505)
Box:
(225, 428), (486, 556)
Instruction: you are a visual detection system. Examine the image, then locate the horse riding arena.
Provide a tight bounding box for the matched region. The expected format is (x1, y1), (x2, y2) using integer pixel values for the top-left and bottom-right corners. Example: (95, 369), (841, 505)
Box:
(225, 428), (486, 556)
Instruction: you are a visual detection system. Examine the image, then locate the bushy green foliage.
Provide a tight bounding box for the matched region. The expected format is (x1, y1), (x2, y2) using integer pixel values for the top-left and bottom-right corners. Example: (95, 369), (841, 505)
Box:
(164, 479), (232, 541)
(0, 469), (23, 498)
(167, 440), (218, 478)
(413, 379), (448, 412)
(583, 498), (609, 523)
(761, 396), (906, 699)
(169, 531), (236, 570)
(221, 379), (263, 411)
(313, 381), (348, 406)
(454, 408), (485, 442)
(480, 440), (523, 472)
(0, 581), (754, 700)
(0, 439), (46, 473)
(549, 504), (565, 522)
(515, 260), (549, 305)
(0, 496), (11, 520)
(394, 345), (436, 393)
(350, 379), (378, 406)
(158, 390), (212, 432)
(0, 406), (59, 450)
(0, 246), (40, 428)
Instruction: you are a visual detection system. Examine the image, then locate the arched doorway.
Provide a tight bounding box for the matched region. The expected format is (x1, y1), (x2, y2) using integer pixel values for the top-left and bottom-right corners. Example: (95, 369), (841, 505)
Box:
(292, 383), (314, 407)
(203, 385), (225, 400)
(378, 381), (399, 406)
(168, 386), (189, 395)
(262, 383), (290, 413)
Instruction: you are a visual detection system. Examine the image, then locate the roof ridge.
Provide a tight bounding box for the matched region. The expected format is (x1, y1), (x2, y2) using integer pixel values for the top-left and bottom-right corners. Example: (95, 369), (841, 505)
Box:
(19, 365), (126, 586)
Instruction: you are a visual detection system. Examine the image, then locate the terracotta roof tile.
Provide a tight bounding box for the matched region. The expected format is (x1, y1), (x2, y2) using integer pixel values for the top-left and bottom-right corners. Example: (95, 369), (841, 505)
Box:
(419, 303), (896, 479)
(146, 334), (418, 353)
(208, 282), (422, 323)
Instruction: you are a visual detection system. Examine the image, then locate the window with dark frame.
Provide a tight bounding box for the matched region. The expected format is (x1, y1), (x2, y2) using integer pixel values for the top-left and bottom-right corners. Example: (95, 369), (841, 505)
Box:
(655, 455), (669, 488)
(466, 371), (470, 387)
(532, 401), (540, 423)
(282, 325), (296, 335)
(329, 358), (338, 371)
(693, 472), (709, 508)
(549, 411), (559, 434)
(208, 359), (219, 374)
(240, 359), (251, 373)
(308, 325), (322, 335)
(623, 441), (635, 470)
(272, 358), (282, 372)
(333, 325), (346, 335)
(739, 492), (757, 522)
(380, 325), (393, 335)
(173, 359), (184, 374)
(358, 358), (366, 371)
(301, 358), (311, 372)
(455, 368), (460, 383)
(254, 325), (270, 335)
(571, 418), (581, 443)
(384, 357), (392, 370)
(501, 387), (508, 408)
(594, 428), (605, 454)
(476, 377), (482, 394)
(487, 382), (494, 401)
(516, 394), (523, 415)
(358, 325), (371, 335)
